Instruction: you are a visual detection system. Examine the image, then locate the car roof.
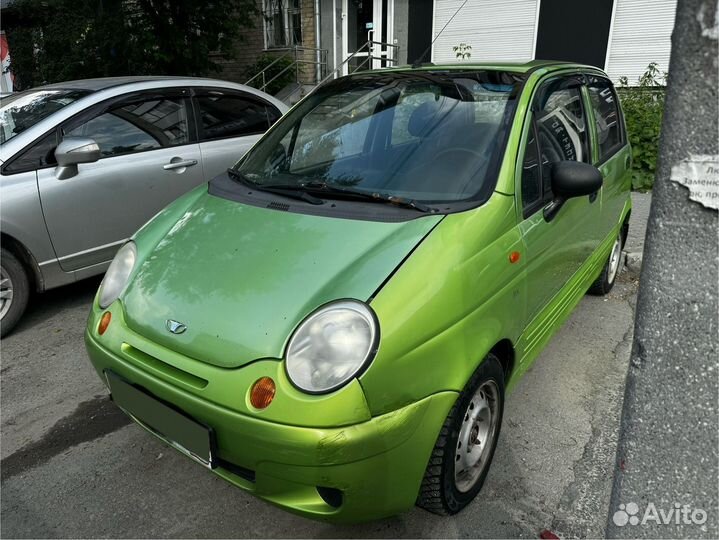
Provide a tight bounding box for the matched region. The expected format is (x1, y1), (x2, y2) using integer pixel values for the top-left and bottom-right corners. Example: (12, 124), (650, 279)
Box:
(33, 76), (242, 92)
(373, 60), (605, 76)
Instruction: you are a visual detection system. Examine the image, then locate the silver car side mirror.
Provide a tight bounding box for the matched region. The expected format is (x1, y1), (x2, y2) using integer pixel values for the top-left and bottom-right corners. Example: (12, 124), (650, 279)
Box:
(55, 137), (101, 180)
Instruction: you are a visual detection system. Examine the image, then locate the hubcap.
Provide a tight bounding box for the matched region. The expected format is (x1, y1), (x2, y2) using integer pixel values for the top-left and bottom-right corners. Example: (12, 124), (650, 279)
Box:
(0, 266), (13, 320)
(607, 235), (622, 284)
(454, 380), (500, 493)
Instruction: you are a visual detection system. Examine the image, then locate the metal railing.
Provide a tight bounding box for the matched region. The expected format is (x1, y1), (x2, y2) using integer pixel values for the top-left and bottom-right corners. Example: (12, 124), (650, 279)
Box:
(319, 40), (400, 88)
(245, 40), (400, 103)
(245, 46), (329, 95)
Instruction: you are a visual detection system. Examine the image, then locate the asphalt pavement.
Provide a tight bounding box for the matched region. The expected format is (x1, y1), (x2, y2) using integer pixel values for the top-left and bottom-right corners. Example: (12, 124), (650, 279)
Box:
(0, 200), (649, 539)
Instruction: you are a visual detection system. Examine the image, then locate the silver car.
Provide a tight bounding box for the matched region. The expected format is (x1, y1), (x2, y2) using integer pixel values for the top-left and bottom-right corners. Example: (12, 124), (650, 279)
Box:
(0, 77), (287, 336)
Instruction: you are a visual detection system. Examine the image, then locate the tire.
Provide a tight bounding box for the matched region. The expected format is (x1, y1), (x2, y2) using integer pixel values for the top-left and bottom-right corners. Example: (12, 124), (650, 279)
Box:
(416, 354), (505, 515)
(1, 248), (30, 338)
(588, 230), (623, 296)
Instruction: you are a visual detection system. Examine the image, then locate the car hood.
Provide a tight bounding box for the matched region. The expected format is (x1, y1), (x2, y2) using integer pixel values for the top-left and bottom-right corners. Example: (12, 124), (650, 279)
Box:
(122, 193), (442, 368)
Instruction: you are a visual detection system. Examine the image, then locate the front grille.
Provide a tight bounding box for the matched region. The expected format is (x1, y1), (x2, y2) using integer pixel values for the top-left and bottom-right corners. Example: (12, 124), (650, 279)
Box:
(121, 343), (208, 389)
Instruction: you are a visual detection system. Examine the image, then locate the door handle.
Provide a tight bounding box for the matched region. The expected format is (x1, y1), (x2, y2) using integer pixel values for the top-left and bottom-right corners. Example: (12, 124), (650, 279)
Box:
(163, 158), (198, 170)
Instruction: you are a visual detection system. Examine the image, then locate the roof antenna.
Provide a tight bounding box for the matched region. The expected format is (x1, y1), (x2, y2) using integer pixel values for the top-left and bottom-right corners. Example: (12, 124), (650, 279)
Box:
(412, 0), (470, 68)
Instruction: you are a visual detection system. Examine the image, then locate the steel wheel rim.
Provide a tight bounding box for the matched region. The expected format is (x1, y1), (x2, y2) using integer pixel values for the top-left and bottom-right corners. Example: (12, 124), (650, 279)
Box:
(0, 265), (13, 320)
(454, 380), (500, 493)
(607, 235), (622, 283)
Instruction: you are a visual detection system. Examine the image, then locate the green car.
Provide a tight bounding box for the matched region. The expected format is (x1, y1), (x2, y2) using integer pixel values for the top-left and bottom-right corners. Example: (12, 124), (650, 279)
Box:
(85, 61), (631, 523)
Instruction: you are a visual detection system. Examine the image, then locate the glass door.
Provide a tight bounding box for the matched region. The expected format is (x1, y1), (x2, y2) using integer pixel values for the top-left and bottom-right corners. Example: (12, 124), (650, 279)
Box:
(342, 0), (392, 74)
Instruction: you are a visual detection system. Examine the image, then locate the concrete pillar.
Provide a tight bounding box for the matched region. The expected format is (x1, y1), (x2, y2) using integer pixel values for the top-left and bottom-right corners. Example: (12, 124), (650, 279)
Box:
(607, 0), (718, 538)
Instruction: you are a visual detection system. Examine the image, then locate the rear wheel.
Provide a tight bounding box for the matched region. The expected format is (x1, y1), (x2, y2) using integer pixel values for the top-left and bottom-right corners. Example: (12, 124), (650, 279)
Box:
(416, 354), (505, 515)
(588, 231), (623, 296)
(1, 249), (30, 338)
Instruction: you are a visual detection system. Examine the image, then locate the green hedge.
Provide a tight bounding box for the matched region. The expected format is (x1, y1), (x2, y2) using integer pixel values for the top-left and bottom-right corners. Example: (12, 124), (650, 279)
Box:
(245, 53), (296, 96)
(618, 63), (667, 191)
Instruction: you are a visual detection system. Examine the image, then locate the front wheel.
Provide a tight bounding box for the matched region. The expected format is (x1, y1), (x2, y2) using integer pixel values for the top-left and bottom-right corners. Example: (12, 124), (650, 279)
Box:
(416, 354), (505, 515)
(1, 249), (30, 338)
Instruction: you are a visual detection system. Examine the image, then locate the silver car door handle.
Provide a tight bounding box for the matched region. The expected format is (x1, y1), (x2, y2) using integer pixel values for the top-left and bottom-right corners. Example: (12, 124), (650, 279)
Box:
(163, 159), (198, 170)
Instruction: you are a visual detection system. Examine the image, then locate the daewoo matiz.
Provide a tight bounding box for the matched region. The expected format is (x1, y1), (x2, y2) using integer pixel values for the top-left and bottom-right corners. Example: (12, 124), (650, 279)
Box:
(85, 61), (631, 522)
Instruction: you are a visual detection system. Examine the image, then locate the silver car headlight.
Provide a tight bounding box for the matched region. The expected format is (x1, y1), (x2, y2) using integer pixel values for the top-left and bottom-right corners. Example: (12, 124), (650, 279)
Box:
(98, 242), (137, 309)
(285, 300), (379, 394)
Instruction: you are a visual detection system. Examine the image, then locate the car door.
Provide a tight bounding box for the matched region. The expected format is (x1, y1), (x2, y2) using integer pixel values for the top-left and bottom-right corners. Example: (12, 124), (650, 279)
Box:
(517, 74), (602, 328)
(193, 88), (282, 180)
(36, 88), (204, 271)
(585, 75), (630, 239)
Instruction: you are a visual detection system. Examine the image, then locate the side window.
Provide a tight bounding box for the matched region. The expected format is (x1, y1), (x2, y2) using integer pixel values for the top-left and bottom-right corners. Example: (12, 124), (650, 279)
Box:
(266, 104), (282, 126)
(533, 78), (589, 185)
(587, 76), (624, 161)
(3, 131), (58, 174)
(196, 93), (271, 140)
(65, 94), (190, 158)
(521, 123), (542, 215)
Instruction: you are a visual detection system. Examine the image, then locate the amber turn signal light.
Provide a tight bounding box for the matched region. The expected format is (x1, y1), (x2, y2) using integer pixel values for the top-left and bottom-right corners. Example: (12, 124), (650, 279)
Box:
(250, 377), (276, 409)
(98, 311), (112, 335)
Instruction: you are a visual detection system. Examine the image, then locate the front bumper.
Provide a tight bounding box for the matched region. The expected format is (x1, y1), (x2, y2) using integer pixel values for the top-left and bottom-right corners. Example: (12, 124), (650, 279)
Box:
(85, 304), (457, 523)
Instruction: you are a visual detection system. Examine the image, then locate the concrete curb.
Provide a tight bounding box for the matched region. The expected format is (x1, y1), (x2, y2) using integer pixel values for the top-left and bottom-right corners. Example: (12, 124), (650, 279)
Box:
(622, 250), (643, 278)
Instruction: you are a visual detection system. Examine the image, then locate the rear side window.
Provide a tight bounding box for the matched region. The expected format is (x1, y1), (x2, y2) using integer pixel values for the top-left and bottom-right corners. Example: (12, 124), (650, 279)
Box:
(587, 76), (624, 161)
(65, 94), (190, 158)
(195, 92), (277, 140)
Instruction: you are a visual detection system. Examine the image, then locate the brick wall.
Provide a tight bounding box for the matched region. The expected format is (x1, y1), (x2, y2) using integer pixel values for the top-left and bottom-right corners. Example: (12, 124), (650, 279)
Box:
(213, 0), (321, 89)
(211, 0), (265, 85)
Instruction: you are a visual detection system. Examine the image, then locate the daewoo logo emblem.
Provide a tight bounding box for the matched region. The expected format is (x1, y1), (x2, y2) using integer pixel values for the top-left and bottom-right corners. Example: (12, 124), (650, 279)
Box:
(166, 319), (187, 334)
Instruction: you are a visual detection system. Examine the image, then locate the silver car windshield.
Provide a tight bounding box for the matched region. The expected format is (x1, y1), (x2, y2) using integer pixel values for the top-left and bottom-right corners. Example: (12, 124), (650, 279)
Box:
(236, 70), (522, 204)
(0, 89), (91, 144)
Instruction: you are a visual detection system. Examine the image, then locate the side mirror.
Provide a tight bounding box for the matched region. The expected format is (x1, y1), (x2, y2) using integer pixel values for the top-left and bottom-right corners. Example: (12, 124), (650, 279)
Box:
(54, 137), (101, 179)
(544, 161), (603, 221)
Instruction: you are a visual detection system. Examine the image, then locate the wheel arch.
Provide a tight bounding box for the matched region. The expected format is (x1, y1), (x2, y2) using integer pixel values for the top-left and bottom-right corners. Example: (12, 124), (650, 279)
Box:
(487, 338), (515, 386)
(1, 233), (43, 292)
(621, 210), (631, 248)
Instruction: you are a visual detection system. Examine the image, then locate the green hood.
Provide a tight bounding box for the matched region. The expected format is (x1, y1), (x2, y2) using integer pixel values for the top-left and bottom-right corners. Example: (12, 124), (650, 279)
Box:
(122, 193), (441, 368)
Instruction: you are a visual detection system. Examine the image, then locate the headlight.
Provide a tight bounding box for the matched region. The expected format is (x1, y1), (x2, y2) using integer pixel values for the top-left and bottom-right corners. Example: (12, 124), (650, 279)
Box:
(285, 300), (378, 394)
(98, 242), (137, 308)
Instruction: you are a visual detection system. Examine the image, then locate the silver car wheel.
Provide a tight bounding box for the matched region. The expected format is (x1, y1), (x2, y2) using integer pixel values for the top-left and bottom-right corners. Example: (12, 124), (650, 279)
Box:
(454, 380), (500, 493)
(0, 265), (14, 320)
(607, 234), (622, 284)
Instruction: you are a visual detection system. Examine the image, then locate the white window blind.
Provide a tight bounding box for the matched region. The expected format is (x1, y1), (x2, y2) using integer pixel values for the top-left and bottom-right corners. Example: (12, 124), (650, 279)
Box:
(431, 0), (539, 63)
(605, 0), (678, 84)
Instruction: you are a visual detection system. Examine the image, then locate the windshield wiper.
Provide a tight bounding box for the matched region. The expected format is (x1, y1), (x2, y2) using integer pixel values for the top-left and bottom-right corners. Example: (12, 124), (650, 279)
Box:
(299, 181), (439, 213)
(227, 168), (324, 205)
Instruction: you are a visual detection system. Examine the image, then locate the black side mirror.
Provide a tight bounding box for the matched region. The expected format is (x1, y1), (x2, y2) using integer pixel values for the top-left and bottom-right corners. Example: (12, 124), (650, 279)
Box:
(544, 161), (603, 221)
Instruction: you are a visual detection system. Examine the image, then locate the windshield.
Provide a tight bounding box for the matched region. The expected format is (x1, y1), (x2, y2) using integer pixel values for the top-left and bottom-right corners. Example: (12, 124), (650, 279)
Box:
(0, 89), (91, 144)
(236, 70), (523, 205)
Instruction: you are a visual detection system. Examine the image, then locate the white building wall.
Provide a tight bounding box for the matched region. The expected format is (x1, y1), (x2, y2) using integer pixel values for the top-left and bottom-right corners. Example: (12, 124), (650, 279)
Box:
(604, 0), (678, 83)
(431, 0), (539, 63)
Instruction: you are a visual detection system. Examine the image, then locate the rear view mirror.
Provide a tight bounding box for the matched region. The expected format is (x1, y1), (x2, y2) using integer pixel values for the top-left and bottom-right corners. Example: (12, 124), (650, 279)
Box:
(544, 161), (603, 221)
(55, 137), (101, 179)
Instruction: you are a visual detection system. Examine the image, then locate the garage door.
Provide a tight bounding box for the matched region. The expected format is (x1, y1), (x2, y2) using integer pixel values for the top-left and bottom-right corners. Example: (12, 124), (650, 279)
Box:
(431, 0), (540, 63)
(605, 0), (678, 83)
